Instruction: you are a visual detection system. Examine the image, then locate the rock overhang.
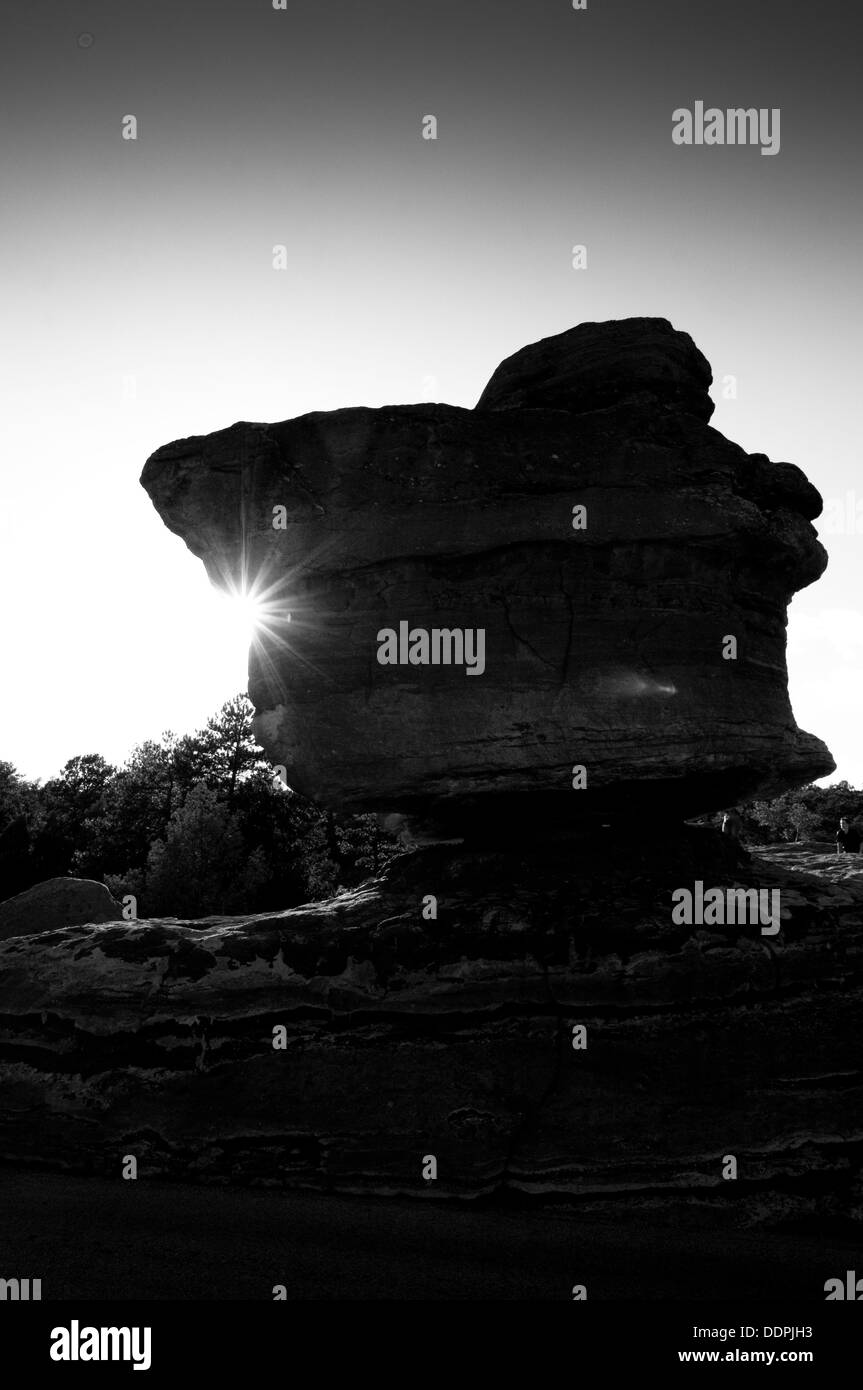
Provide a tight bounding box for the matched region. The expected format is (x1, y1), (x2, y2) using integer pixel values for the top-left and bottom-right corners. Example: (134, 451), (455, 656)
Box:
(141, 318), (834, 834)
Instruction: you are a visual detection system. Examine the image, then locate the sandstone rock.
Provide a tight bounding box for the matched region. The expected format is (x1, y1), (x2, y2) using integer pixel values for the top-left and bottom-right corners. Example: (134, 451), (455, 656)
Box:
(475, 316), (715, 420)
(0, 877), (122, 941)
(0, 831), (860, 1221)
(756, 842), (863, 884)
(141, 317), (833, 836)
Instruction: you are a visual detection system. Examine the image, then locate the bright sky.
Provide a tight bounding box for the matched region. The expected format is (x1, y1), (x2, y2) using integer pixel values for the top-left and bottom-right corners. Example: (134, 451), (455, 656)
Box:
(1, 0), (860, 786)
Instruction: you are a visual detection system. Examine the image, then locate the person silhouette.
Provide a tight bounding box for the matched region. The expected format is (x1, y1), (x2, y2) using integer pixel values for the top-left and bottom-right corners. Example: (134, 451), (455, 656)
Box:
(835, 816), (862, 855)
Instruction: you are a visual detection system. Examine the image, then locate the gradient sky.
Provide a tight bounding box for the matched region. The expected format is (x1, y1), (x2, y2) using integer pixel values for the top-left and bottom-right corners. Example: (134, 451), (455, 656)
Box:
(1, 0), (860, 784)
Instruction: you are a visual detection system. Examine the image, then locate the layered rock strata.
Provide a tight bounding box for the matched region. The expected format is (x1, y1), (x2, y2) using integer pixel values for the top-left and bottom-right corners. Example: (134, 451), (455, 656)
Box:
(1, 833), (861, 1224)
(140, 318), (833, 836)
(2, 323), (848, 1227)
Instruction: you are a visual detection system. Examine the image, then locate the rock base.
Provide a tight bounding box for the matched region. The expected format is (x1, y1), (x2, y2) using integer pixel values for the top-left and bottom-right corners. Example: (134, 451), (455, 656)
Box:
(1, 830), (861, 1227)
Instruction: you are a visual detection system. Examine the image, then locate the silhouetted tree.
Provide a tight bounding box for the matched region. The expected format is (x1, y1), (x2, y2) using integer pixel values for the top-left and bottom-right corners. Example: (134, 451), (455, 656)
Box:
(143, 783), (269, 917)
(0, 762), (40, 900)
(32, 754), (115, 880)
(1, 692), (404, 909)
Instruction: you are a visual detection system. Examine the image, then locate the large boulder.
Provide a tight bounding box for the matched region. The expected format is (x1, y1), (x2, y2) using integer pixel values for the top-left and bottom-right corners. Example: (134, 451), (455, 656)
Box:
(0, 877), (122, 941)
(140, 317), (833, 836)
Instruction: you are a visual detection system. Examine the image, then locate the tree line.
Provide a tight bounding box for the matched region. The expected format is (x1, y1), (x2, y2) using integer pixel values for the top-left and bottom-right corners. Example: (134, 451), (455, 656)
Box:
(0, 694), (403, 918)
(697, 781), (863, 845)
(2, 697), (859, 920)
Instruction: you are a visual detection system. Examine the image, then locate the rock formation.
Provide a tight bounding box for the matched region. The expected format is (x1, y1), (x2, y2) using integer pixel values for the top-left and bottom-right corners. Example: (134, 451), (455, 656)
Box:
(140, 317), (833, 838)
(0, 877), (122, 942)
(1, 320), (855, 1238)
(1, 832), (861, 1223)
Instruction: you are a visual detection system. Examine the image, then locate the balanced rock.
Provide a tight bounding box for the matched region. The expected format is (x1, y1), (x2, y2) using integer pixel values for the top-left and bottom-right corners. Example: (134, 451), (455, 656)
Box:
(141, 318), (833, 836)
(0, 877), (122, 941)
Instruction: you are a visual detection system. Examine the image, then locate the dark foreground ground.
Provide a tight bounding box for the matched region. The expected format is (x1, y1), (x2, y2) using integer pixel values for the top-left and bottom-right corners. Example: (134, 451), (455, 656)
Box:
(1, 1168), (857, 1300)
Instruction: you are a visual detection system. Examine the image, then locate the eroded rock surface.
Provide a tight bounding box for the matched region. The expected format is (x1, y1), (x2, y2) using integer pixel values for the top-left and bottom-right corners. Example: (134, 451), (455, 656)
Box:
(141, 317), (833, 835)
(1, 832), (861, 1225)
(14, 323), (846, 1228)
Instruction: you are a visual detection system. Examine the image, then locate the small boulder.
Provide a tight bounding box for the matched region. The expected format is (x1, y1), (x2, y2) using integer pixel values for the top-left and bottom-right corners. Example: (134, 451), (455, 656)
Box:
(0, 878), (123, 941)
(475, 316), (714, 420)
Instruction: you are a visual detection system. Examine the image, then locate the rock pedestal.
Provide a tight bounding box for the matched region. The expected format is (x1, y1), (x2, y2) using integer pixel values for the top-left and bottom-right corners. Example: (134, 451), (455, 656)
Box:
(0, 833), (861, 1225)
